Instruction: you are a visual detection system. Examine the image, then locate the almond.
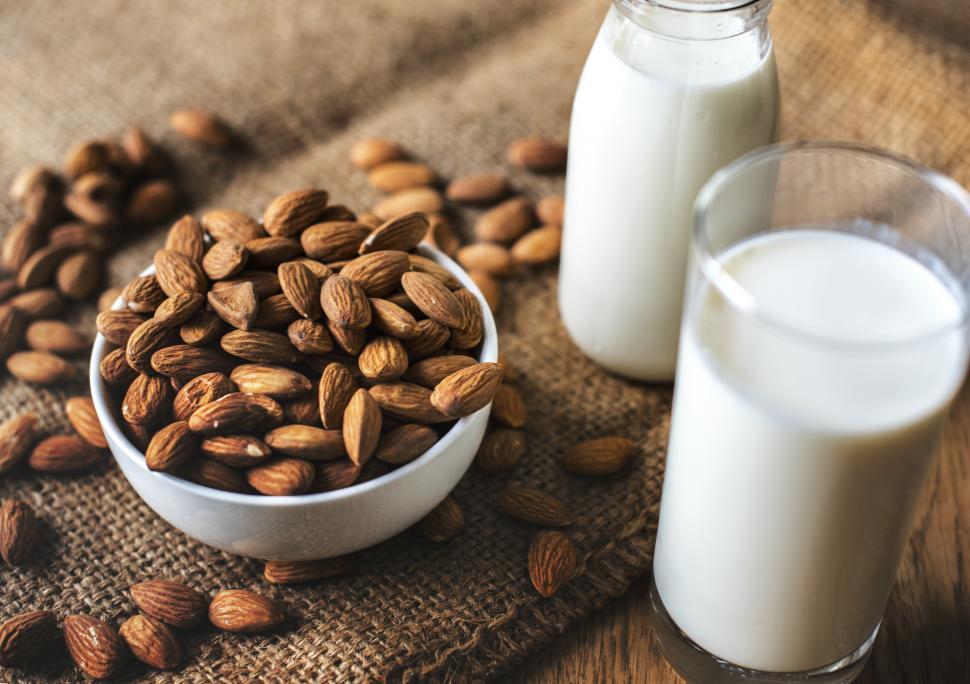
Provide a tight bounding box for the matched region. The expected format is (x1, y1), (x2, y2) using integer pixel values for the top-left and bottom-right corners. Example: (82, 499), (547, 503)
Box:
(126, 317), (178, 373)
(403, 355), (477, 388)
(421, 213), (460, 256)
(448, 288), (484, 350)
(350, 138), (406, 170)
(253, 292), (300, 329)
(264, 425), (345, 461)
(131, 579), (208, 628)
(367, 161), (435, 193)
(288, 256), (333, 280)
(562, 436), (636, 476)
(119, 614), (181, 670)
(357, 212), (383, 229)
(165, 215), (206, 262)
(201, 209), (264, 243)
(153, 248), (207, 296)
(17, 244), (72, 290)
(180, 459), (248, 492)
(208, 589), (284, 633)
(180, 309), (225, 345)
(401, 272), (464, 328)
(0, 219), (45, 274)
(188, 392), (284, 436)
(220, 329), (303, 364)
(327, 321), (366, 355)
(0, 500), (38, 565)
(492, 384), (527, 428)
(419, 495), (463, 542)
(56, 249), (102, 299)
(64, 139), (115, 179)
(320, 275), (372, 329)
(65, 396), (108, 449)
(0, 306), (27, 360)
(342, 388), (381, 466)
(123, 422), (151, 451)
(475, 196), (534, 243)
(48, 222), (113, 252)
(230, 364), (311, 399)
(126, 180), (179, 225)
(98, 286), (123, 312)
(507, 137), (567, 172)
(29, 434), (103, 473)
(151, 344), (237, 381)
(469, 270), (501, 313)
(287, 318), (333, 354)
(430, 362), (503, 418)
(96, 309), (146, 346)
(0, 413), (37, 475)
(536, 195), (564, 225)
(202, 239), (249, 280)
(446, 173), (509, 204)
(310, 459), (362, 492)
(456, 243), (515, 277)
(475, 428), (525, 474)
(340, 250), (410, 297)
(245, 236), (302, 270)
(169, 108), (232, 147)
(264, 557), (349, 585)
(375, 424), (437, 465)
(9, 288), (65, 319)
(122, 373), (173, 426)
(369, 382), (450, 424)
(300, 221), (370, 261)
(154, 291), (205, 327)
(99, 347), (138, 389)
(283, 394), (322, 427)
(25, 320), (89, 354)
(529, 531), (577, 597)
(122, 127), (166, 173)
(63, 615), (124, 679)
(499, 487), (572, 527)
(9, 164), (58, 203)
(122, 275), (166, 313)
(373, 187), (445, 220)
(407, 253), (462, 289)
(207, 280), (258, 330)
(359, 212), (428, 254)
(511, 225), (562, 265)
(172, 372), (236, 420)
(358, 336), (408, 381)
(201, 435), (272, 467)
(369, 297), (419, 339)
(246, 457), (314, 496)
(263, 189), (329, 238)
(6, 350), (75, 384)
(402, 319), (451, 361)
(0, 610), (58, 667)
(145, 421), (196, 473)
(278, 261), (321, 319)
(318, 362), (357, 429)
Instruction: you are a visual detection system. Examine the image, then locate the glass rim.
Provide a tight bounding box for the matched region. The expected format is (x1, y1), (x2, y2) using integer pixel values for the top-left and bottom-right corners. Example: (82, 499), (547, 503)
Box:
(619, 0), (768, 13)
(692, 140), (970, 352)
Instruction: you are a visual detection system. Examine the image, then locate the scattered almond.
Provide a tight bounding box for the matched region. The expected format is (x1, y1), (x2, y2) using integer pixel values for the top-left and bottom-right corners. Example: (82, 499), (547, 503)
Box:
(0, 500), (38, 565)
(264, 557), (349, 584)
(170, 108), (232, 147)
(65, 396), (108, 449)
(63, 615), (124, 679)
(0, 610), (58, 667)
(208, 589), (285, 633)
(0, 413), (38, 475)
(507, 137), (567, 172)
(562, 436), (636, 476)
(528, 530), (577, 597)
(130, 579), (208, 628)
(476, 428), (525, 474)
(419, 495), (464, 542)
(499, 487), (572, 527)
(119, 614), (181, 670)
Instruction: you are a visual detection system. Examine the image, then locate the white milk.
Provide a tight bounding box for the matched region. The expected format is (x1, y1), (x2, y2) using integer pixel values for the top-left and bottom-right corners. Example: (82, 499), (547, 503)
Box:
(559, 6), (779, 381)
(653, 229), (967, 672)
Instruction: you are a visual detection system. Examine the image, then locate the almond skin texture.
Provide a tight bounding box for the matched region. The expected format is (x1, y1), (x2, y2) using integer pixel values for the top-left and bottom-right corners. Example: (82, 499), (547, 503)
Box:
(63, 615), (124, 680)
(449, 289), (484, 350)
(201, 209), (264, 243)
(209, 590), (285, 633)
(6, 350), (75, 385)
(430, 362), (504, 418)
(221, 329), (303, 364)
(99, 348), (137, 389)
(511, 225), (562, 265)
(126, 317), (178, 374)
(367, 161), (435, 193)
(403, 355), (477, 389)
(230, 364), (312, 399)
(264, 425), (345, 461)
(287, 318), (334, 354)
(146, 421), (197, 473)
(154, 291), (205, 327)
(188, 393), (284, 436)
(207, 280), (258, 331)
(0, 610), (58, 667)
(358, 336), (409, 381)
(446, 173), (509, 204)
(321, 275), (372, 329)
(318, 363), (357, 429)
(264, 557), (349, 584)
(173, 372), (237, 421)
(476, 428), (526, 474)
(131, 580), (208, 628)
(170, 108), (232, 147)
(342, 388), (381, 466)
(507, 137), (568, 172)
(122, 374), (173, 426)
(29, 435), (103, 474)
(373, 187), (445, 221)
(419, 496), (464, 542)
(350, 138), (406, 170)
(474, 197), (535, 243)
(407, 253), (461, 289)
(0, 500), (38, 565)
(375, 424), (438, 465)
(246, 458), (315, 495)
(369, 382), (451, 424)
(369, 298), (418, 339)
(310, 459), (362, 492)
(278, 261), (321, 319)
(327, 322), (366, 355)
(180, 309), (224, 346)
(119, 614), (181, 671)
(359, 212), (428, 254)
(202, 435), (272, 467)
(340, 250), (411, 297)
(529, 531), (577, 597)
(180, 459), (248, 493)
(96, 309), (146, 346)
(0, 413), (38, 475)
(562, 437), (636, 476)
(491, 385), (527, 428)
(65, 396), (108, 449)
(202, 239), (249, 280)
(151, 344), (237, 382)
(165, 215), (206, 262)
(300, 221), (370, 262)
(263, 189), (330, 238)
(153, 248), (207, 297)
(500, 487), (573, 527)
(245, 236), (302, 271)
(401, 272), (463, 328)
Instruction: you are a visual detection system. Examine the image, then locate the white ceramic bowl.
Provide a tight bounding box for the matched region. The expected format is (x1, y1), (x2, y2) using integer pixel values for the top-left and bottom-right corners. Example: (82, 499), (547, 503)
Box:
(89, 245), (497, 561)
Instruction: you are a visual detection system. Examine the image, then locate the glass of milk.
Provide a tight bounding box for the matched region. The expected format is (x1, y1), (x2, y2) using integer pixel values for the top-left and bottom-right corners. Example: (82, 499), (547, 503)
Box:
(650, 142), (970, 683)
(559, 0), (779, 381)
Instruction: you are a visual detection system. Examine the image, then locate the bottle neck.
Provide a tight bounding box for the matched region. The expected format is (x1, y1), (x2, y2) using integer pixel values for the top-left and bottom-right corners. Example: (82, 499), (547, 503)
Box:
(613, 0), (773, 41)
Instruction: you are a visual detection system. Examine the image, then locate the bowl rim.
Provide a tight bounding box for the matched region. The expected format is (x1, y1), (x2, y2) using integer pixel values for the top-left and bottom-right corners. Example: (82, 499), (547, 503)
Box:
(89, 243), (499, 508)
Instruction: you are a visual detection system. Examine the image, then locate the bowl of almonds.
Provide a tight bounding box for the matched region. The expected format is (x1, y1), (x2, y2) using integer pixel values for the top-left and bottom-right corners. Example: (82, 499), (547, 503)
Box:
(89, 190), (500, 560)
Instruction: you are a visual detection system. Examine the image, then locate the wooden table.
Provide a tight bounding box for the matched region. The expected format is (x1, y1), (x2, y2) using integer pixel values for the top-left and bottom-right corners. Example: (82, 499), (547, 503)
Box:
(513, 386), (970, 682)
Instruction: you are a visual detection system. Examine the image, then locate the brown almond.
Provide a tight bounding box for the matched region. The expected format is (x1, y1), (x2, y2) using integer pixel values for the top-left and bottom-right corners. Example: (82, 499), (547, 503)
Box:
(562, 436), (636, 476)
(319, 362), (357, 429)
(96, 309), (146, 346)
(288, 256), (332, 280)
(99, 347), (138, 389)
(123, 422), (151, 451)
(247, 457), (314, 496)
(119, 614), (181, 670)
(202, 435), (272, 467)
(499, 487), (572, 527)
(358, 336), (408, 382)
(511, 225), (562, 265)
(475, 196), (535, 244)
(350, 138), (405, 170)
(327, 321), (366, 355)
(16, 244), (72, 290)
(209, 590), (284, 633)
(278, 261), (321, 319)
(122, 374), (173, 426)
(0, 500), (38, 565)
(340, 250), (410, 298)
(369, 382), (451, 424)
(357, 212), (382, 229)
(9, 288), (65, 319)
(6, 350), (75, 384)
(265, 424), (345, 461)
(145, 421), (196, 473)
(230, 364), (311, 399)
(48, 222), (113, 252)
(375, 424), (437, 465)
(165, 215), (206, 262)
(153, 248), (207, 297)
(180, 309), (224, 345)
(456, 243), (516, 277)
(283, 394), (322, 427)
(65, 396), (108, 449)
(419, 496), (464, 542)
(122, 127), (166, 174)
(403, 355), (477, 388)
(430, 362), (503, 418)
(63, 615), (124, 679)
(300, 221), (370, 261)
(208, 281), (258, 331)
(373, 187), (445, 220)
(29, 435), (103, 474)
(130, 580), (208, 628)
(309, 459), (362, 492)
(287, 318), (333, 354)
(56, 249), (102, 299)
(342, 388), (381, 466)
(469, 269), (501, 313)
(172, 372), (236, 421)
(123, 275), (167, 313)
(180, 459), (248, 492)
(264, 557), (349, 585)
(401, 272), (463, 328)
(402, 319), (451, 361)
(188, 392), (284, 436)
(369, 297), (419, 339)
(126, 180), (179, 225)
(321, 274), (372, 329)
(507, 137), (567, 172)
(0, 413), (38, 475)
(154, 291), (205, 327)
(448, 288), (484, 350)
(98, 286), (124, 312)
(421, 213), (460, 257)
(367, 161), (434, 193)
(9, 164), (58, 202)
(151, 344), (237, 381)
(529, 530), (577, 597)
(126, 317), (178, 374)
(446, 173), (509, 204)
(492, 384), (527, 428)
(0, 610), (58, 667)
(536, 195), (564, 225)
(169, 108), (232, 147)
(220, 329), (303, 364)
(245, 236), (302, 270)
(202, 240), (249, 280)
(407, 253), (462, 290)
(475, 428), (525, 474)
(253, 292), (300, 329)
(64, 140), (114, 179)
(25, 320), (88, 354)
(359, 212), (428, 254)
(201, 209), (264, 243)
(1, 220), (45, 274)
(263, 189), (330, 238)
(0, 306), (26, 361)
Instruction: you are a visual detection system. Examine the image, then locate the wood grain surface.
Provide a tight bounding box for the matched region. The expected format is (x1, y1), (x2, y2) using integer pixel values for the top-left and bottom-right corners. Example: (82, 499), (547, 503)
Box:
(513, 385), (970, 682)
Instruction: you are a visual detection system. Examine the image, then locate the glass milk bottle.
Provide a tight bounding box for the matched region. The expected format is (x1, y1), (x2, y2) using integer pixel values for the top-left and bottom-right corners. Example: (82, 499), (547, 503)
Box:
(559, 0), (779, 381)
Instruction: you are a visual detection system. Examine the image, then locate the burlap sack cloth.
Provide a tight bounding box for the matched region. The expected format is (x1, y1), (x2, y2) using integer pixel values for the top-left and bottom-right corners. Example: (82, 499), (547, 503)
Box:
(1, 0), (967, 681)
